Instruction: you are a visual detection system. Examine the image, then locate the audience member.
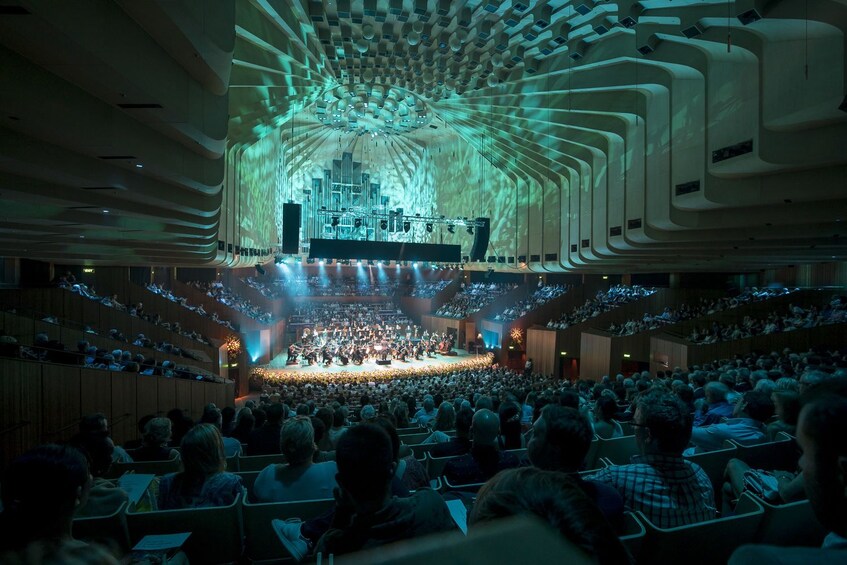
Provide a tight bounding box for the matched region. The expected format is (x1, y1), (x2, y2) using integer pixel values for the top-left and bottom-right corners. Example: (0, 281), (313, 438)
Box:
(313, 425), (456, 556)
(247, 402), (286, 455)
(131, 417), (180, 462)
(469, 467), (633, 565)
(252, 417), (337, 503)
(443, 409), (520, 485)
(689, 391), (774, 453)
(589, 389), (716, 527)
(157, 424), (243, 509)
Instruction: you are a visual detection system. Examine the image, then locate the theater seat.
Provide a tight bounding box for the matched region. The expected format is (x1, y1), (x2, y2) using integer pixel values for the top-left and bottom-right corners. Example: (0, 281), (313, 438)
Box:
(592, 435), (639, 466)
(684, 442), (739, 506)
(749, 493), (828, 547)
(126, 493), (243, 564)
(633, 492), (764, 565)
(107, 457), (181, 478)
(237, 453), (286, 472)
(618, 512), (646, 561)
(242, 497), (335, 561)
(73, 501), (131, 553)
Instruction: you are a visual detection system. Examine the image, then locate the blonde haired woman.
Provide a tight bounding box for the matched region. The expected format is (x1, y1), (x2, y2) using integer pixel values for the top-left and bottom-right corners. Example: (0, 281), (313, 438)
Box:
(157, 424), (243, 509)
(132, 417), (179, 462)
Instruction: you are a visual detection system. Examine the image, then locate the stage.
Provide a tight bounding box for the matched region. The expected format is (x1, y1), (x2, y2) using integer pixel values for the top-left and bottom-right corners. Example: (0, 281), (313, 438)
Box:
(252, 349), (494, 383)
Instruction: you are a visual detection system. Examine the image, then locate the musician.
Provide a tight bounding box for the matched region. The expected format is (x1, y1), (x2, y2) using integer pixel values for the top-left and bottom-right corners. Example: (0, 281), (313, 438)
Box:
(286, 343), (299, 364)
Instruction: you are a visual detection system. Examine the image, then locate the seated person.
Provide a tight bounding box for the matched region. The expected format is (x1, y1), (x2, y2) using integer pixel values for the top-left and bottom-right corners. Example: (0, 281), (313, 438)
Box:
(592, 396), (624, 439)
(314, 424), (456, 556)
(157, 424), (243, 509)
(689, 391), (774, 453)
(470, 467), (632, 565)
(70, 431), (129, 518)
(730, 378), (847, 563)
(528, 404), (624, 527)
(200, 404), (242, 457)
(253, 417), (337, 503)
(443, 409), (520, 485)
(767, 389), (800, 440)
(421, 402), (455, 444)
(247, 403), (286, 455)
(131, 417), (180, 462)
(589, 389), (716, 528)
(694, 382), (735, 427)
(413, 396), (437, 427)
(0, 444), (119, 563)
(430, 406), (473, 458)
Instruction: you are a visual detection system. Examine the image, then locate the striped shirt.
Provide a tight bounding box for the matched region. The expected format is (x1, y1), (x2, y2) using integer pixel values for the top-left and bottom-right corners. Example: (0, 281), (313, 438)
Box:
(588, 453), (716, 528)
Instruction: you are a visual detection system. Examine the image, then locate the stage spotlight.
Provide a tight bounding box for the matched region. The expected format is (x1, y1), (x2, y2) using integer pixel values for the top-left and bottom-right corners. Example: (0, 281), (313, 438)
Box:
(425, 223), (433, 233)
(412, 262), (419, 268)
(354, 218), (362, 228)
(331, 216), (340, 227)
(447, 224), (455, 234)
(467, 226), (474, 235)
(319, 259), (325, 265)
(380, 219), (388, 230)
(403, 221), (411, 233)
(357, 260), (362, 266)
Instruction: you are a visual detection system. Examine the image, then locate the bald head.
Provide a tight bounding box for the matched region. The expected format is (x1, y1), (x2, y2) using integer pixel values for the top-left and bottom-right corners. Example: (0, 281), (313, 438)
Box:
(472, 409), (500, 446)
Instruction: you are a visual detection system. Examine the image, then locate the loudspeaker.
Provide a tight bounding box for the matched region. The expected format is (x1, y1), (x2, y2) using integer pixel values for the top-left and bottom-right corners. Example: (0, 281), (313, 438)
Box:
(282, 203), (301, 254)
(469, 217), (490, 262)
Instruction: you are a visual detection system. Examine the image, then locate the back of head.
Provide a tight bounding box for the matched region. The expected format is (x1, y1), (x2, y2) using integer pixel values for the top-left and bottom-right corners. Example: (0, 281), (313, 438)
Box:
(180, 423), (225, 477)
(471, 409), (500, 446)
(372, 417), (401, 462)
(434, 402), (456, 431)
(1, 445), (90, 551)
(79, 412), (107, 434)
(636, 389), (693, 455)
(315, 406), (333, 430)
(200, 405), (223, 428)
(704, 381), (729, 403)
(143, 417), (173, 447)
(772, 390), (801, 425)
(423, 396), (435, 412)
(69, 431), (115, 478)
(336, 424), (395, 503)
(469, 467), (632, 565)
(280, 416), (315, 465)
(739, 390), (775, 422)
(595, 396), (618, 422)
(529, 405), (593, 472)
(498, 401), (522, 448)
(559, 390), (580, 409)
(265, 402), (286, 425)
(455, 406), (474, 438)
(475, 395), (493, 411)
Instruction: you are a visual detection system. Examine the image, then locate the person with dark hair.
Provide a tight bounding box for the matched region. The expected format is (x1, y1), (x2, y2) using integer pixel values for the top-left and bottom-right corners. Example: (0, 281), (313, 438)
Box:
(375, 417), (429, 492)
(231, 408), (255, 446)
(77, 412), (133, 463)
(498, 400), (523, 450)
(0, 444), (118, 562)
(200, 404), (242, 457)
(443, 409), (519, 485)
(694, 382), (734, 427)
(422, 402), (456, 444)
(313, 424), (456, 556)
(528, 404), (624, 526)
(328, 406), (348, 448)
(157, 424), (243, 509)
(248, 402), (286, 455)
(469, 468), (633, 565)
(430, 406), (473, 457)
(593, 396), (624, 439)
(69, 432), (130, 519)
(123, 414), (155, 450)
(767, 389), (801, 440)
(167, 408), (194, 447)
(730, 378), (847, 563)
(588, 389), (715, 527)
(689, 390), (774, 453)
(221, 405), (236, 436)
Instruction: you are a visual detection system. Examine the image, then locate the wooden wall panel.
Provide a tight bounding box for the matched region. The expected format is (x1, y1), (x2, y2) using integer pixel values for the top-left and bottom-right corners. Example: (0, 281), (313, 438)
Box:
(175, 379), (193, 417)
(110, 372), (138, 446)
(527, 328), (557, 377)
(41, 364), (82, 444)
(136, 376), (159, 423)
(189, 381), (208, 419)
(158, 377), (177, 416)
(0, 360), (41, 468)
(578, 331), (612, 381)
(80, 369), (112, 422)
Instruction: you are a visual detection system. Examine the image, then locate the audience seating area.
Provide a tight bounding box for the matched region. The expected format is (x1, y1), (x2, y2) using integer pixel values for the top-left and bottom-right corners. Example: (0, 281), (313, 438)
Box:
(435, 282), (519, 318)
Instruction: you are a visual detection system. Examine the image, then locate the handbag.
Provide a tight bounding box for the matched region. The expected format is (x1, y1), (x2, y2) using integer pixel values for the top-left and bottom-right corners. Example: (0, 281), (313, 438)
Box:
(742, 469), (782, 503)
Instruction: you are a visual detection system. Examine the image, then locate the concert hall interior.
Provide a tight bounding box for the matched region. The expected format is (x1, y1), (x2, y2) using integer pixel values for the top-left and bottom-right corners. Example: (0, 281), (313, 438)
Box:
(1, 0), (847, 563)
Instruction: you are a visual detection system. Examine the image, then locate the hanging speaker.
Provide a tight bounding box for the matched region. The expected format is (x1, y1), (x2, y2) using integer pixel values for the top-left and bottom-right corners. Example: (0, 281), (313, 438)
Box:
(469, 217), (490, 262)
(281, 203), (301, 254)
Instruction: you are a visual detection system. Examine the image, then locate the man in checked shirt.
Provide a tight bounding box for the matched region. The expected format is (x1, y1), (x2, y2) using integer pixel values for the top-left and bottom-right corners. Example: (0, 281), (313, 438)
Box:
(588, 388), (716, 528)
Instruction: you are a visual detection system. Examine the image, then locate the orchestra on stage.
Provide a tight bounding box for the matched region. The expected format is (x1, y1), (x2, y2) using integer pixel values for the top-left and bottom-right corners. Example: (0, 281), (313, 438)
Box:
(286, 323), (455, 367)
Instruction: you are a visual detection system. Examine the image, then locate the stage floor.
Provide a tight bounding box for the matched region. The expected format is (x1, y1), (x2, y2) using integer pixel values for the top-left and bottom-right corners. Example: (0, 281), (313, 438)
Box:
(264, 349), (478, 375)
